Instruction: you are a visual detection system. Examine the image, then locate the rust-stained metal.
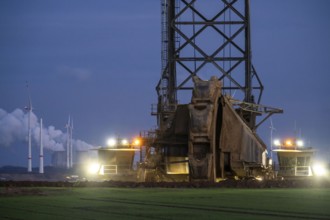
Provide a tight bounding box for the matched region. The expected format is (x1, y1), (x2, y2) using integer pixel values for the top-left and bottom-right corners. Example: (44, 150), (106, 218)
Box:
(139, 0), (282, 182)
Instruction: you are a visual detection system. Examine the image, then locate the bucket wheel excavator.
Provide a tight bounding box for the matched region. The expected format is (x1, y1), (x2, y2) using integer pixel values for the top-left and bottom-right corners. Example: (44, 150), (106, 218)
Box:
(138, 0), (282, 182)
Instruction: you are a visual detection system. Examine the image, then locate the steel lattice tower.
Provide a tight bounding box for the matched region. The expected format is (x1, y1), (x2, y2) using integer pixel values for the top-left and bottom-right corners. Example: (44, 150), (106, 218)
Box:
(156, 0), (264, 130)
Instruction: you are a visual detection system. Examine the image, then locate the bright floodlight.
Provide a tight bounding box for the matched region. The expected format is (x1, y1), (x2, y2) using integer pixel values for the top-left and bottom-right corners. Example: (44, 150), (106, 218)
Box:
(273, 139), (281, 146)
(296, 140), (304, 147)
(107, 138), (117, 147)
(313, 164), (327, 176)
(121, 139), (129, 145)
(88, 163), (100, 174)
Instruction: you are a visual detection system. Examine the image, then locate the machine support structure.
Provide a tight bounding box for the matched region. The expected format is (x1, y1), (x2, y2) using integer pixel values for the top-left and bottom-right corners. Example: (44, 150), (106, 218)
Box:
(156, 0), (270, 131)
(144, 0), (283, 182)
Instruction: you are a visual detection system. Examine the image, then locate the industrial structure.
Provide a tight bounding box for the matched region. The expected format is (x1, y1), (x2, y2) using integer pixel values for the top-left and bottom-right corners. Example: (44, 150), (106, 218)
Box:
(273, 138), (315, 178)
(51, 151), (67, 168)
(86, 138), (139, 180)
(21, 1), (328, 182)
(137, 0), (283, 182)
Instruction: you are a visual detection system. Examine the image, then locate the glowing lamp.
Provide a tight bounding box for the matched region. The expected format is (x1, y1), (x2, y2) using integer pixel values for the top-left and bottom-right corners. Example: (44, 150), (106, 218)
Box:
(88, 163), (100, 174)
(285, 139), (293, 147)
(133, 138), (141, 146)
(296, 140), (304, 147)
(107, 138), (117, 147)
(121, 139), (129, 145)
(273, 139), (281, 146)
(269, 158), (273, 165)
(313, 164), (327, 176)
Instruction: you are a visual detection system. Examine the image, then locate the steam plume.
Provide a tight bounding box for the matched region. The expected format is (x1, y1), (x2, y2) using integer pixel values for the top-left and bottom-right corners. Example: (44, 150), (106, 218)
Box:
(0, 108), (94, 151)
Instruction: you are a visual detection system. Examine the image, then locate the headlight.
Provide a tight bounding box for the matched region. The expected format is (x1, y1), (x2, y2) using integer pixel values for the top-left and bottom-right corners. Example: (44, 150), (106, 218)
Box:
(88, 163), (101, 174)
(107, 138), (117, 147)
(312, 163), (327, 176)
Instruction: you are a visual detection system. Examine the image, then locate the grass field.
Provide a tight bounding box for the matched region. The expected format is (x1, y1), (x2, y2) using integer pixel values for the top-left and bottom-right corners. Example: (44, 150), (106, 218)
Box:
(1, 187), (330, 220)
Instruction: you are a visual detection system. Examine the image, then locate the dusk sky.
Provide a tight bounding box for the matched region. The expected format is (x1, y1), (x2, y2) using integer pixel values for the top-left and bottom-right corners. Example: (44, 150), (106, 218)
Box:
(1, 0), (329, 167)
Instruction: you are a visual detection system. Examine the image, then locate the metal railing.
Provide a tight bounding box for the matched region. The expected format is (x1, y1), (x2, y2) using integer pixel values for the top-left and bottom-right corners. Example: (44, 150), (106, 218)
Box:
(295, 166), (312, 176)
(102, 165), (117, 175)
(278, 165), (312, 176)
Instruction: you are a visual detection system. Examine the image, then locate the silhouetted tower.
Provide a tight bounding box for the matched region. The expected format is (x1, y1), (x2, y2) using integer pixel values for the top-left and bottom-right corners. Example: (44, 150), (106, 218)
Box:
(156, 0), (264, 131)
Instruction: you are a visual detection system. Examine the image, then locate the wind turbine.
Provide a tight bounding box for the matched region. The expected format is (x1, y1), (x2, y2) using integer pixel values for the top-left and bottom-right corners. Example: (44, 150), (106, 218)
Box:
(70, 118), (73, 168)
(39, 118), (44, 174)
(24, 82), (33, 173)
(66, 116), (71, 169)
(65, 116), (74, 169)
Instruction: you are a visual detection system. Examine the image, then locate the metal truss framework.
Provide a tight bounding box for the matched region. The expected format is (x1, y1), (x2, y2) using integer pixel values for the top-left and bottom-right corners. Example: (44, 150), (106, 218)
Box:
(228, 97), (283, 130)
(156, 0), (281, 130)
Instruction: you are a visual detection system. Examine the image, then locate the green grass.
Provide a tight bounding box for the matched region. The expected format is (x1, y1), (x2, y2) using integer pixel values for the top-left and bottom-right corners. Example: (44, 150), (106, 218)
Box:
(1, 187), (330, 220)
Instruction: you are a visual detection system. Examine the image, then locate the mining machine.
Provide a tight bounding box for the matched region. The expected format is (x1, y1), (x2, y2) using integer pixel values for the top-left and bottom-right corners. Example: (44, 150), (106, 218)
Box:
(139, 0), (283, 182)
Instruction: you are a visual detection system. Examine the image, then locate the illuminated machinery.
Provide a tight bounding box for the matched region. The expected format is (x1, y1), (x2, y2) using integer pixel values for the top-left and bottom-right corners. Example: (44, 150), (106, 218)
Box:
(273, 139), (315, 178)
(140, 0), (283, 182)
(89, 138), (140, 180)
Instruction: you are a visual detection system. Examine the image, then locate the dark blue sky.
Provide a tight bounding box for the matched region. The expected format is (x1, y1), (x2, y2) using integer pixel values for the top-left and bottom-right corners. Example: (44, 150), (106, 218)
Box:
(1, 0), (330, 167)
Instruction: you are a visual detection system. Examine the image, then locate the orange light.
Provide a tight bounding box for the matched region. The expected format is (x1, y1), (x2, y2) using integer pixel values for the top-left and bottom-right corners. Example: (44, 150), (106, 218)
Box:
(285, 139), (293, 146)
(133, 138), (141, 146)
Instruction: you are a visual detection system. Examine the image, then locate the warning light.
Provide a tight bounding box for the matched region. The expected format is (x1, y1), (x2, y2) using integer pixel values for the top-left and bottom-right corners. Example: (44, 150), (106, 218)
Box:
(285, 139), (293, 147)
(133, 138), (141, 146)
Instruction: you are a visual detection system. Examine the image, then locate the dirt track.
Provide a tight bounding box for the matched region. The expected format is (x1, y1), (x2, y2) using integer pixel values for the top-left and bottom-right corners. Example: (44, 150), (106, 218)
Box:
(1, 178), (329, 189)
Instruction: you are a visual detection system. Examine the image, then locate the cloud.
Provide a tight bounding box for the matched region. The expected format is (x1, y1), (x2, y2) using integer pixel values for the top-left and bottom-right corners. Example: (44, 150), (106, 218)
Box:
(0, 108), (94, 151)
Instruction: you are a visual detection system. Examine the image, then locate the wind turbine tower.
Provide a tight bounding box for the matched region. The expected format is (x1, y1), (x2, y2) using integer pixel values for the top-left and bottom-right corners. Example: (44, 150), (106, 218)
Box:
(70, 118), (73, 168)
(66, 117), (70, 169)
(39, 118), (44, 174)
(66, 116), (73, 169)
(25, 82), (33, 173)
